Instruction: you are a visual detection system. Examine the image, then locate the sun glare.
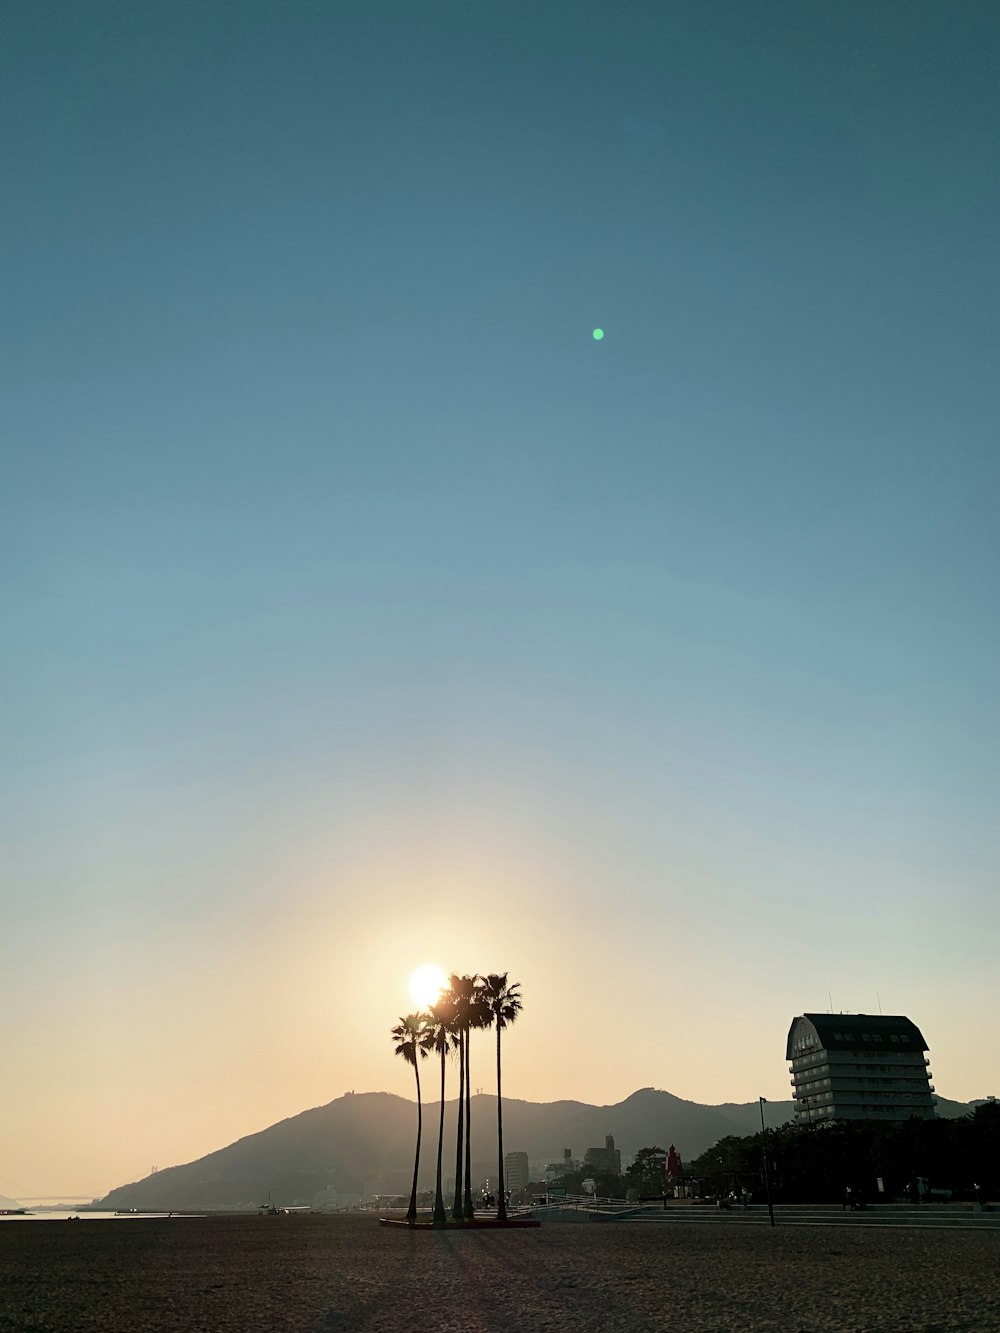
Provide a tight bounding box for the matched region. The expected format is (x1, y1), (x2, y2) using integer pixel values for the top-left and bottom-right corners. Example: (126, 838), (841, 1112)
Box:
(409, 963), (447, 1009)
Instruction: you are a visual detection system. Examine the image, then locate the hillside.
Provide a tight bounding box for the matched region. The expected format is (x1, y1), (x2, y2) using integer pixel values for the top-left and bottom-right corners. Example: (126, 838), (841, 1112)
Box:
(99, 1088), (973, 1211)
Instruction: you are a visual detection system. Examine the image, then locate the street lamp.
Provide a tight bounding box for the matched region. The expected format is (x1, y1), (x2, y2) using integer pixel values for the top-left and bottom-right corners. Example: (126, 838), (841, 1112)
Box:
(759, 1097), (775, 1228)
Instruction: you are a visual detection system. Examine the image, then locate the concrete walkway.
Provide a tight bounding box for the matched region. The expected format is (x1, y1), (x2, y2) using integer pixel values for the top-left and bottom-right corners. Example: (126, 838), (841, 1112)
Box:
(622, 1201), (1000, 1231)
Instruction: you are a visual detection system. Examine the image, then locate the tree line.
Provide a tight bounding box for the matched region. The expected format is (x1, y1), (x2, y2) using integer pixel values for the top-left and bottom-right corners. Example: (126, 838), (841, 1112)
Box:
(540, 1146), (671, 1199)
(391, 972), (522, 1225)
(534, 1106), (999, 1205)
(688, 1103), (999, 1203)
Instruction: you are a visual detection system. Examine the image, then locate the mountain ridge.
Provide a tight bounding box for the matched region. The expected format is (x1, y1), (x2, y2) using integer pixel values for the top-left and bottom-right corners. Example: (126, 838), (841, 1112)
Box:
(99, 1087), (974, 1210)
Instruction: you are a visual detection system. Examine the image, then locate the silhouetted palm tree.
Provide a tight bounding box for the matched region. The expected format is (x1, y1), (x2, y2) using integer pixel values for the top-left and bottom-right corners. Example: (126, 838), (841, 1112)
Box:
(464, 982), (491, 1219)
(390, 1014), (432, 1222)
(448, 974), (475, 1221)
(445, 974), (489, 1221)
(426, 996), (457, 1226)
(481, 973), (523, 1221)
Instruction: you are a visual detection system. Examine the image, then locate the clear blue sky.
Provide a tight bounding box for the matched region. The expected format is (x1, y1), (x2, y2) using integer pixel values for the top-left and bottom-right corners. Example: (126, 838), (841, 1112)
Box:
(3, 1), (998, 1196)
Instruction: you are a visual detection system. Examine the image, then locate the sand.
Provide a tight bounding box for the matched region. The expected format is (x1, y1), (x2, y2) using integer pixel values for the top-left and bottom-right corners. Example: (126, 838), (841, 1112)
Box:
(1, 1213), (997, 1331)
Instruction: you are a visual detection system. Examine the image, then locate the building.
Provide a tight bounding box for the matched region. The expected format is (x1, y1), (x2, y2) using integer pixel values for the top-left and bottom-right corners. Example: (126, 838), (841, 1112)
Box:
(504, 1152), (529, 1195)
(786, 1013), (936, 1123)
(584, 1134), (622, 1175)
(545, 1148), (579, 1182)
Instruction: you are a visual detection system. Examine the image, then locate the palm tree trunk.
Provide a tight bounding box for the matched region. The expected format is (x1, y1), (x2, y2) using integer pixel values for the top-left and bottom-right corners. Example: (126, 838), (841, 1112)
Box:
(406, 1061), (422, 1221)
(433, 1045), (447, 1226)
(451, 1029), (465, 1219)
(496, 1020), (507, 1221)
(463, 1029), (474, 1219)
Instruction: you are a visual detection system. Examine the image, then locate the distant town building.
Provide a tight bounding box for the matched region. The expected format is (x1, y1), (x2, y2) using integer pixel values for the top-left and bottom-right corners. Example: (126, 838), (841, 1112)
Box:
(584, 1134), (622, 1175)
(545, 1148), (579, 1182)
(504, 1152), (529, 1194)
(786, 1013), (936, 1123)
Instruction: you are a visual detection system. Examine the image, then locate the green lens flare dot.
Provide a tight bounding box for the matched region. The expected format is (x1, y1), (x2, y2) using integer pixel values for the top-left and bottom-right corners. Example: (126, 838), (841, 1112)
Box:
(592, 328), (604, 340)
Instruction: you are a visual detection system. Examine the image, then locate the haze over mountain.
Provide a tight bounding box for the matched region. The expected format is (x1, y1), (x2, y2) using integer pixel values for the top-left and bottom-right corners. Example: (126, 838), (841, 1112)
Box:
(100, 1088), (974, 1211)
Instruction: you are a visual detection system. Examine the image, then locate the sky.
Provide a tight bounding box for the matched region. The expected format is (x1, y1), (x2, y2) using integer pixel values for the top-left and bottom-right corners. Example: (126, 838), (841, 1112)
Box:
(3, 0), (999, 1200)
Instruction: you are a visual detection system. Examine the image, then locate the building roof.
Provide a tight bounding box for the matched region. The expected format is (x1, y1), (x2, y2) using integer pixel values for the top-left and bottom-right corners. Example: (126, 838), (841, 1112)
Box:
(786, 1013), (928, 1059)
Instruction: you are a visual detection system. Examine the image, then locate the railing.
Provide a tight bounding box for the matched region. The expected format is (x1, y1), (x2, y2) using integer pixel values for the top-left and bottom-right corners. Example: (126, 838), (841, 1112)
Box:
(530, 1193), (638, 1213)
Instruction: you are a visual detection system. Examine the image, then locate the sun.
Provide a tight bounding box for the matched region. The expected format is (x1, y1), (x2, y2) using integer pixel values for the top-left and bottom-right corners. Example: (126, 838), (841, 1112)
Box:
(409, 963), (447, 1009)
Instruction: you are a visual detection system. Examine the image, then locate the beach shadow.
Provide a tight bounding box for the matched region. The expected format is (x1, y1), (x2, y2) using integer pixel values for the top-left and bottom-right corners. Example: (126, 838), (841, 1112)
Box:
(469, 1227), (657, 1328)
(424, 1230), (510, 1333)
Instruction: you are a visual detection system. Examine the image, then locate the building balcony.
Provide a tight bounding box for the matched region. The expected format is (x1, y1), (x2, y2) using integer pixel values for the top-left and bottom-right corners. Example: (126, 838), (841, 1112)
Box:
(825, 1070), (931, 1083)
(825, 1051), (927, 1066)
(825, 1088), (934, 1101)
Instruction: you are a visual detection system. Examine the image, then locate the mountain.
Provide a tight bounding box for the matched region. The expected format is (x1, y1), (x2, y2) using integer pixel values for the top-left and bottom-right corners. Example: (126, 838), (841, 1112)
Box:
(99, 1087), (975, 1211)
(0, 1193), (21, 1209)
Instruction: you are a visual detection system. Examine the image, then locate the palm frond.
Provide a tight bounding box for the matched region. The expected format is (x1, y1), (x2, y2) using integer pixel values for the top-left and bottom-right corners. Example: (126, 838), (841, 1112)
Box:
(391, 1012), (432, 1064)
(481, 974), (523, 1029)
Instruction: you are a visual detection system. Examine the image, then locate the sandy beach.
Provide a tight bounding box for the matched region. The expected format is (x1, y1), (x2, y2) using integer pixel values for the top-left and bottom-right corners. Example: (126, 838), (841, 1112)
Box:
(1, 1213), (997, 1332)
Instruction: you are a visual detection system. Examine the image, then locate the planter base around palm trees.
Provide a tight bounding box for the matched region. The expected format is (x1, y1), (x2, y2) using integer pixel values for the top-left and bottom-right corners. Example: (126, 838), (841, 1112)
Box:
(378, 1217), (541, 1229)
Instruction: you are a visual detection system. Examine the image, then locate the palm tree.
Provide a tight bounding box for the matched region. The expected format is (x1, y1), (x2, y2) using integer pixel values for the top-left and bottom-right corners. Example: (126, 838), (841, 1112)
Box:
(426, 996), (457, 1227)
(464, 982), (491, 1219)
(390, 1014), (432, 1222)
(448, 974), (475, 1221)
(445, 974), (487, 1221)
(481, 973), (523, 1221)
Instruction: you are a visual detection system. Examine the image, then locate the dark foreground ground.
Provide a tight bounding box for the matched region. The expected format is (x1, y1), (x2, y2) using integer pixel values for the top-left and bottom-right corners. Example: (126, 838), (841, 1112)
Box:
(2, 1213), (998, 1332)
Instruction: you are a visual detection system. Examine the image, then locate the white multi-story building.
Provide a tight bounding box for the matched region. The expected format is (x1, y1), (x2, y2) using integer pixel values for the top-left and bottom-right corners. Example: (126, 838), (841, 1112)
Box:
(786, 1013), (936, 1123)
